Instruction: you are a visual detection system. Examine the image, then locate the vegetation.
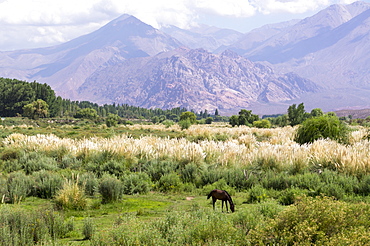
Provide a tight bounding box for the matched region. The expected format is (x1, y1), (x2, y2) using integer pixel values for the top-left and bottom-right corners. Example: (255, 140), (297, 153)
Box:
(2, 77), (370, 245)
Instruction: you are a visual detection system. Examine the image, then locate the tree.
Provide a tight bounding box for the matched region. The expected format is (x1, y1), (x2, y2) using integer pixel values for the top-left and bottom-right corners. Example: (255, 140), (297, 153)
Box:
(310, 108), (324, 117)
(74, 108), (98, 120)
(179, 111), (197, 124)
(23, 99), (49, 119)
(205, 117), (213, 124)
(288, 103), (308, 126)
(229, 115), (239, 127)
(253, 119), (272, 128)
(106, 113), (120, 127)
(295, 114), (349, 145)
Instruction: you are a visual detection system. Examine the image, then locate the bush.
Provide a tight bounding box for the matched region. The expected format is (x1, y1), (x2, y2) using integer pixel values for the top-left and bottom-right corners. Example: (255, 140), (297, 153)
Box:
(143, 160), (177, 182)
(247, 185), (269, 203)
(79, 172), (99, 197)
(156, 173), (182, 192)
(99, 175), (123, 203)
(82, 217), (95, 240)
(122, 172), (151, 195)
(295, 115), (349, 144)
(6, 171), (33, 204)
(253, 119), (272, 128)
(178, 119), (192, 130)
(32, 170), (63, 199)
(247, 196), (370, 245)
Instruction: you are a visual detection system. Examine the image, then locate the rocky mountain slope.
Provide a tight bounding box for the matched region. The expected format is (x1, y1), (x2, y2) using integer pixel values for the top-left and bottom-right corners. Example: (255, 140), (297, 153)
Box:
(77, 48), (319, 112)
(1, 2), (370, 114)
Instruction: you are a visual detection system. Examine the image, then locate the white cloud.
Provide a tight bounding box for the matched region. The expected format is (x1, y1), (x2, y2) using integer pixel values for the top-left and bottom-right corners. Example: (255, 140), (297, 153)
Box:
(0, 0), (367, 50)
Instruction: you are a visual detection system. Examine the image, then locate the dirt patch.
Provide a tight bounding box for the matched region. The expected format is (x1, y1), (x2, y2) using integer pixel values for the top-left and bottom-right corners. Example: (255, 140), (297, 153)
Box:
(186, 196), (195, 201)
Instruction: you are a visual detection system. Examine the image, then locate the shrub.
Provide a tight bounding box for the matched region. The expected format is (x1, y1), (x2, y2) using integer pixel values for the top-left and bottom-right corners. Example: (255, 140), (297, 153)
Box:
(122, 172), (151, 195)
(79, 172), (99, 197)
(99, 175), (123, 203)
(247, 196), (370, 245)
(156, 173), (182, 192)
(253, 119), (272, 128)
(143, 160), (177, 182)
(32, 170), (63, 199)
(295, 115), (350, 144)
(178, 119), (192, 130)
(18, 151), (58, 174)
(6, 171), (33, 204)
(179, 163), (199, 183)
(82, 217), (95, 240)
(247, 185), (269, 203)
(278, 187), (307, 205)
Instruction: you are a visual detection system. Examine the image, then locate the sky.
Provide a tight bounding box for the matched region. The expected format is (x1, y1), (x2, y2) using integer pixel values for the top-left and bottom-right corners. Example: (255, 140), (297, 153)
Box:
(0, 0), (368, 51)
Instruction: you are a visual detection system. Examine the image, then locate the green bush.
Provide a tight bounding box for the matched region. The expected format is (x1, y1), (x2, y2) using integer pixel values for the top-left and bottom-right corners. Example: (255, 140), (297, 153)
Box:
(99, 175), (123, 203)
(295, 115), (349, 144)
(18, 151), (58, 174)
(79, 172), (99, 197)
(179, 163), (199, 183)
(32, 170), (63, 199)
(247, 196), (370, 245)
(247, 185), (269, 203)
(122, 172), (151, 195)
(6, 171), (33, 204)
(178, 119), (192, 130)
(82, 217), (95, 240)
(156, 173), (182, 192)
(143, 160), (178, 182)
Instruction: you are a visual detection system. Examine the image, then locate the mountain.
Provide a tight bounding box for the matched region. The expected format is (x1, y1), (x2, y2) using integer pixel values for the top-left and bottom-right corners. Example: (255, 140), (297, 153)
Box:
(77, 48), (319, 112)
(160, 24), (243, 52)
(229, 1), (370, 90)
(0, 14), (182, 99)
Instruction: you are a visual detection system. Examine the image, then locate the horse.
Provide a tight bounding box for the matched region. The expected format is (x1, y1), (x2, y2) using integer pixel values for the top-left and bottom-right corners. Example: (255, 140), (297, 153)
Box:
(207, 189), (235, 213)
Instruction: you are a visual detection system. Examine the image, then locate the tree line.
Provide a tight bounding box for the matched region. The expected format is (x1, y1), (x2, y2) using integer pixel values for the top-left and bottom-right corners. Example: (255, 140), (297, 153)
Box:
(0, 78), (223, 121)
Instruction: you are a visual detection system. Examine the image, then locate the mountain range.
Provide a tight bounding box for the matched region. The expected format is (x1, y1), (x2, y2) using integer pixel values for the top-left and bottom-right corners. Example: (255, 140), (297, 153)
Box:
(1, 1), (370, 115)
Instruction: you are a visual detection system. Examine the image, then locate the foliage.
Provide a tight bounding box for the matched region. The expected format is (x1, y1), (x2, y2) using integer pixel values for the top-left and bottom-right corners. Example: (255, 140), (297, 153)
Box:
(178, 119), (192, 130)
(295, 114), (350, 144)
(288, 102), (308, 126)
(229, 109), (259, 127)
(82, 217), (95, 240)
(253, 119), (272, 128)
(179, 111), (197, 124)
(32, 170), (63, 199)
(74, 108), (98, 120)
(23, 99), (49, 119)
(99, 175), (123, 203)
(122, 172), (151, 195)
(0, 206), (74, 245)
(247, 196), (370, 245)
(5, 171), (33, 204)
(106, 113), (120, 127)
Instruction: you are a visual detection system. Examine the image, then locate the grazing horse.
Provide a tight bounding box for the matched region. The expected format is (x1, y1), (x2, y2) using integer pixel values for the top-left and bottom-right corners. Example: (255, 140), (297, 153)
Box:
(207, 189), (235, 213)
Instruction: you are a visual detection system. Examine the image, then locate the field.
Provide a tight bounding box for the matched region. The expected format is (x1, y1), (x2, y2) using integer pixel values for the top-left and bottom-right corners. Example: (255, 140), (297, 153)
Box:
(1, 120), (370, 245)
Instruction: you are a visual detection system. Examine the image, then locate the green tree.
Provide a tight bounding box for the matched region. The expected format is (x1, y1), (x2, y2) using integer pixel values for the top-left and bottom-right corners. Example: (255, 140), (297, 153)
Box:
(179, 111), (197, 124)
(295, 114), (349, 144)
(205, 117), (213, 124)
(106, 113), (120, 127)
(253, 119), (272, 128)
(23, 99), (49, 119)
(310, 108), (324, 117)
(288, 103), (308, 126)
(0, 78), (35, 116)
(74, 108), (98, 120)
(229, 115), (239, 127)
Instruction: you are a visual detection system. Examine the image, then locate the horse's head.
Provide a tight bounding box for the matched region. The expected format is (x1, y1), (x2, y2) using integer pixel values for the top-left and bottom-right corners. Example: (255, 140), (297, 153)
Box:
(230, 203), (235, 212)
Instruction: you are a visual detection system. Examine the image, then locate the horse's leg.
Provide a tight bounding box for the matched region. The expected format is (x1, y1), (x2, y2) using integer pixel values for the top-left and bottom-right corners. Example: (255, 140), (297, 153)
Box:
(221, 200), (224, 212)
(225, 200), (229, 212)
(212, 197), (216, 210)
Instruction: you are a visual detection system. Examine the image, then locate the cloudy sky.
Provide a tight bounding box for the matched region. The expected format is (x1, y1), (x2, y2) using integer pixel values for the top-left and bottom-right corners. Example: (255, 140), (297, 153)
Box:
(0, 0), (368, 51)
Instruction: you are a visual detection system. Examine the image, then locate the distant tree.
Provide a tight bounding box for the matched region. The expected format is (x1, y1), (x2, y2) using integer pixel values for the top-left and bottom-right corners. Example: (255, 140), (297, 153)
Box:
(205, 117), (213, 124)
(178, 119), (192, 130)
(229, 115), (239, 127)
(310, 108), (324, 117)
(215, 109), (219, 116)
(288, 103), (308, 126)
(106, 113), (120, 127)
(23, 99), (49, 119)
(295, 114), (349, 145)
(253, 119), (272, 128)
(74, 108), (98, 120)
(179, 111), (197, 124)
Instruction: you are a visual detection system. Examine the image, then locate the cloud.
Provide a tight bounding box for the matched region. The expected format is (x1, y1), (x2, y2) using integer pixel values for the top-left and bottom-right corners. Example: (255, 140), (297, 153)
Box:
(0, 0), (365, 50)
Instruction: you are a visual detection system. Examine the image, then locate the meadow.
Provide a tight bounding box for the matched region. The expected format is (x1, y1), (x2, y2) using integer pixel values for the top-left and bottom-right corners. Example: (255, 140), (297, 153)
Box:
(1, 120), (370, 245)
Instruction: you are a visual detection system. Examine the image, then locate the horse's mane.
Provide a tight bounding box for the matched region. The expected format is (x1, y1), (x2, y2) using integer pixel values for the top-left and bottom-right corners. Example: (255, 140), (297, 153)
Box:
(223, 190), (234, 205)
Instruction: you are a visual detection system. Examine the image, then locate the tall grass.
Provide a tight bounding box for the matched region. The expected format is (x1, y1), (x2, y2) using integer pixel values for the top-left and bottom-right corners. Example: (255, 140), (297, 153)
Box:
(3, 125), (370, 176)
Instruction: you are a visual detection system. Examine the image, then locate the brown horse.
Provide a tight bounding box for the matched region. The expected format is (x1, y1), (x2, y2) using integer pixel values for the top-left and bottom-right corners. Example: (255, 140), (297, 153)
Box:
(207, 189), (235, 213)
